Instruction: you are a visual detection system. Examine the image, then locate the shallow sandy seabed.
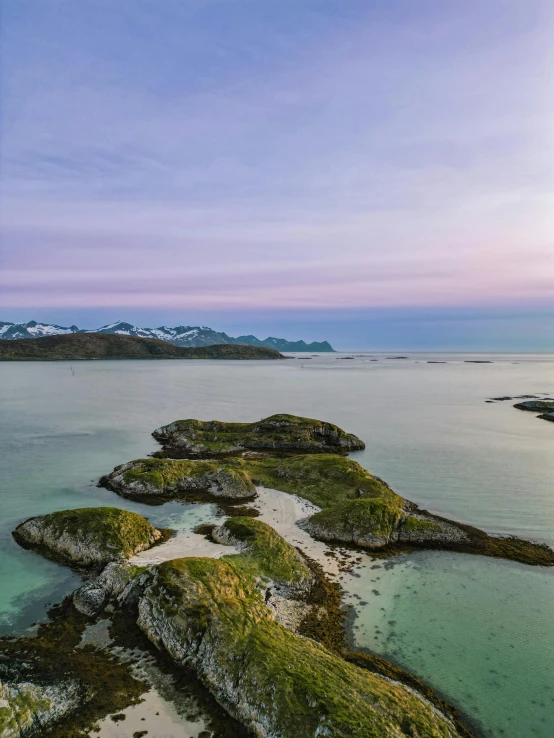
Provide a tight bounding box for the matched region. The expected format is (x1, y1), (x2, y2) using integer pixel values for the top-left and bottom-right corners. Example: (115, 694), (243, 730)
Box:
(94, 688), (208, 738)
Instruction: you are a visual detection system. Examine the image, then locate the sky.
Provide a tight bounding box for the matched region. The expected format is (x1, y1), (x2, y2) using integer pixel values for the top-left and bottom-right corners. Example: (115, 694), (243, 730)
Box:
(1, 0), (553, 350)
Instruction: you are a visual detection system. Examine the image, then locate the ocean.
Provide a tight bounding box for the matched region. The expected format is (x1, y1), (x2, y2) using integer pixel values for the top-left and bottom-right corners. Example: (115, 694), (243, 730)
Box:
(1, 352), (553, 737)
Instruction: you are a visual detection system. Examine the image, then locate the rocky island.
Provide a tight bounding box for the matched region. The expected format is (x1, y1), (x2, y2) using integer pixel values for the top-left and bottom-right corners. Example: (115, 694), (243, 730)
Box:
(513, 399), (554, 423)
(151, 413), (366, 458)
(5, 412), (553, 737)
(12, 507), (169, 568)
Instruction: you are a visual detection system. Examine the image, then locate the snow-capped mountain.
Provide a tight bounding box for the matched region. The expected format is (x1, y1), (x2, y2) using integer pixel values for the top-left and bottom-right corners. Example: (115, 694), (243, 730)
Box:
(0, 320), (79, 341)
(0, 321), (335, 352)
(86, 322), (238, 348)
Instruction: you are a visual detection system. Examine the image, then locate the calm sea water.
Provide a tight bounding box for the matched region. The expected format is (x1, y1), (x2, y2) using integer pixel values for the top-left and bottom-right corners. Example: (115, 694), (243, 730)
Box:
(1, 353), (553, 737)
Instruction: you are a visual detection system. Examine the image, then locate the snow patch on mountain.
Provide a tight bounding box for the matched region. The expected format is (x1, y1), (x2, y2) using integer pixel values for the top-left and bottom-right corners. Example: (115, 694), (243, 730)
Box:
(0, 321), (335, 352)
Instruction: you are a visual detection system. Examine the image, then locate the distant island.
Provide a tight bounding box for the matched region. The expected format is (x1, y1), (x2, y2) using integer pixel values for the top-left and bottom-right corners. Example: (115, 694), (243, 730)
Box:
(0, 320), (335, 352)
(0, 333), (285, 361)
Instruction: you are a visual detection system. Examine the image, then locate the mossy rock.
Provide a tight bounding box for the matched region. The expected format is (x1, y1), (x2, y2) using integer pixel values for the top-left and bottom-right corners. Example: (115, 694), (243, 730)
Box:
(397, 515), (469, 544)
(214, 517), (312, 586)
(152, 413), (365, 458)
(137, 555), (458, 738)
(13, 507), (166, 568)
(246, 454), (393, 508)
(303, 498), (404, 548)
(101, 457), (256, 500)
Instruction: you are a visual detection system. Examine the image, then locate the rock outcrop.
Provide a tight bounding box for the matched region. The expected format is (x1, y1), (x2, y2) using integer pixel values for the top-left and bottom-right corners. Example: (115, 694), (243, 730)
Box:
(13, 507), (165, 567)
(133, 519), (459, 738)
(73, 561), (147, 616)
(66, 518), (462, 737)
(513, 399), (554, 412)
(398, 514), (470, 544)
(100, 458), (256, 500)
(302, 501), (470, 549)
(0, 663), (87, 738)
(99, 447), (554, 566)
(513, 399), (554, 423)
(152, 413), (365, 458)
(301, 497), (405, 548)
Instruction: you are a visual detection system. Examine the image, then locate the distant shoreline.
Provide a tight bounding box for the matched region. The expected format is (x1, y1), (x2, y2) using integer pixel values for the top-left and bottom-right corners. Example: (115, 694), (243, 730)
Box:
(0, 333), (285, 361)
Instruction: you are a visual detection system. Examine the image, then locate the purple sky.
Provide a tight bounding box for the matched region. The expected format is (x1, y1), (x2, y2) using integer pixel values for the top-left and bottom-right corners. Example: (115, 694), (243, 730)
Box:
(1, 1), (553, 348)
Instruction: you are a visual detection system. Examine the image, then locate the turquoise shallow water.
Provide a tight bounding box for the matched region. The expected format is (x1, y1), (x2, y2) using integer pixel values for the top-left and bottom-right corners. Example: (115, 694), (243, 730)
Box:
(344, 552), (554, 737)
(1, 353), (553, 736)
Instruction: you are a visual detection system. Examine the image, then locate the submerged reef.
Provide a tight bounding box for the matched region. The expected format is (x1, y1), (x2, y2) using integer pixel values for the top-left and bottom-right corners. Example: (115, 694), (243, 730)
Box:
(151, 413), (366, 458)
(0, 600), (147, 738)
(12, 507), (169, 568)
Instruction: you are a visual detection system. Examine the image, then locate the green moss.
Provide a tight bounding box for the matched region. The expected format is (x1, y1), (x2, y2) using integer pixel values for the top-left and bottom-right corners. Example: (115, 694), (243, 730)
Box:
(112, 453), (390, 506)
(13, 507), (162, 566)
(345, 653), (475, 738)
(0, 689), (51, 735)
(402, 516), (443, 533)
(307, 498), (404, 541)
(120, 457), (254, 495)
(220, 517), (310, 586)
(246, 454), (393, 508)
(145, 557), (458, 737)
(153, 413), (365, 457)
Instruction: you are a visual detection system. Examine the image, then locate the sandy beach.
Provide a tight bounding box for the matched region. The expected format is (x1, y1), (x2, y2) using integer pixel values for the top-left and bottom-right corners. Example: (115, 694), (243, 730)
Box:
(130, 486), (361, 578)
(130, 526), (239, 565)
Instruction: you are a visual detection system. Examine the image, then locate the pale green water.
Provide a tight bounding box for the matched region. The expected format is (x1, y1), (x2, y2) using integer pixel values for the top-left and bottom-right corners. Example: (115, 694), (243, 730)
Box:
(1, 354), (553, 736)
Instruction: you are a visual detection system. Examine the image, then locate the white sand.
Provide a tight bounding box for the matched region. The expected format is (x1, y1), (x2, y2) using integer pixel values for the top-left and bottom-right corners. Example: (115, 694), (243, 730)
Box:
(252, 486), (359, 577)
(130, 486), (360, 577)
(130, 527), (239, 565)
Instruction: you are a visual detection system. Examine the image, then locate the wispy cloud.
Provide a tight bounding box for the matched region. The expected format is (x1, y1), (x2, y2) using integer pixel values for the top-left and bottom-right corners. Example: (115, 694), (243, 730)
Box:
(1, 0), (553, 320)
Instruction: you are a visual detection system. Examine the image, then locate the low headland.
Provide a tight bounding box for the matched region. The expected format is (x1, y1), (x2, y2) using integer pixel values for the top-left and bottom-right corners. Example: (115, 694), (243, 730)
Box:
(0, 333), (285, 361)
(5, 412), (552, 737)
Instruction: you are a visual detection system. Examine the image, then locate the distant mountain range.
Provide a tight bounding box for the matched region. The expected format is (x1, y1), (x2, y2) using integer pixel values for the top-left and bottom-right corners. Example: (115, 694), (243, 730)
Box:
(0, 333), (284, 361)
(0, 321), (335, 352)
